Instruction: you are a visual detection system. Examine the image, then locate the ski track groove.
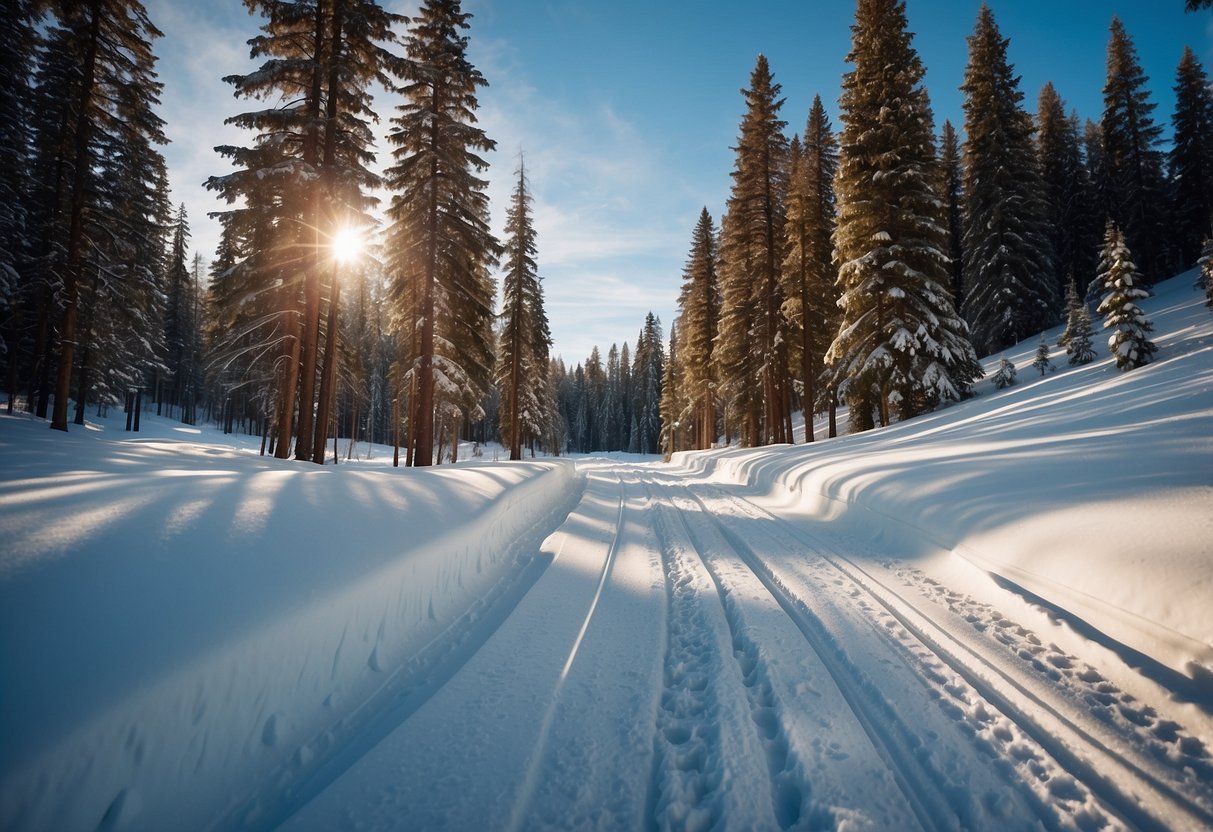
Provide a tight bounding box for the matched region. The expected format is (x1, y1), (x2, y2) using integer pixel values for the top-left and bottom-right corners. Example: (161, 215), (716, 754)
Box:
(668, 482), (965, 832)
(642, 477), (728, 832)
(504, 473), (630, 832)
(700, 483), (1213, 832)
(654, 478), (817, 830)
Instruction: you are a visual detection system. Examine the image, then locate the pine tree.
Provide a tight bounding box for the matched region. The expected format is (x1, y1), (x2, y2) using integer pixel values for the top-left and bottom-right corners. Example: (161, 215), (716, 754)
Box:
(939, 119), (965, 309)
(960, 5), (1058, 354)
(28, 0), (168, 432)
(992, 357), (1017, 388)
(1, 1), (39, 413)
(715, 55), (790, 447)
(829, 0), (982, 429)
(1102, 17), (1170, 283)
(496, 156), (550, 460)
(163, 203), (192, 414)
(1170, 46), (1213, 267)
(386, 0), (497, 467)
(209, 0), (404, 460)
(631, 313), (664, 454)
(1038, 84), (1101, 298)
(674, 208), (719, 449)
(1058, 278), (1081, 347)
(1097, 223), (1156, 370)
(1066, 304), (1097, 365)
(1032, 335), (1053, 375)
(659, 321), (685, 457)
(782, 95), (840, 442)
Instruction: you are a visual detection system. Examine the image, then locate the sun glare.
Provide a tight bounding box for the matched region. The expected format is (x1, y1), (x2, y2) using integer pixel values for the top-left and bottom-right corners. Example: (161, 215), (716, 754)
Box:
(332, 226), (363, 264)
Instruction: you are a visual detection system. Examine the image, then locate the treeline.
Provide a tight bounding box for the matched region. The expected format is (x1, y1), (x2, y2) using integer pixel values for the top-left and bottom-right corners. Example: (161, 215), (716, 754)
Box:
(659, 0), (1213, 455)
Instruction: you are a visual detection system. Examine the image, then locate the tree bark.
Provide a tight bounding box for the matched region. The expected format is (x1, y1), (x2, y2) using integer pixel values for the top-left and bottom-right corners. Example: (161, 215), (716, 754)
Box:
(50, 0), (102, 432)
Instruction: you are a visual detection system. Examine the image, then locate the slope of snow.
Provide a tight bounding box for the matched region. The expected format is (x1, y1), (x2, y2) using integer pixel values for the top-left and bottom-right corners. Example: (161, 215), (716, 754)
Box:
(675, 269), (1213, 685)
(0, 416), (581, 830)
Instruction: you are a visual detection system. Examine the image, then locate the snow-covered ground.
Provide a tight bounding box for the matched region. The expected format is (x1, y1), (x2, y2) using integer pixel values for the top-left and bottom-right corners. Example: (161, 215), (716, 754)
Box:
(1, 270), (1210, 831)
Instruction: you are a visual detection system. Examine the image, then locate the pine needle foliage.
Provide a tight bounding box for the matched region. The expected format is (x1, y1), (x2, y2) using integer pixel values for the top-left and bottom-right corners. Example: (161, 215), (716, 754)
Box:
(496, 156), (550, 461)
(960, 5), (1058, 354)
(1096, 223), (1156, 371)
(829, 0), (981, 430)
(385, 0), (498, 466)
(715, 54), (790, 446)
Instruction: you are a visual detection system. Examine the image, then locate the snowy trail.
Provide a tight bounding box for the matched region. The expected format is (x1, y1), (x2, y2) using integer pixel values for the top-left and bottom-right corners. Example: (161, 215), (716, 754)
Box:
(281, 458), (1213, 831)
(680, 479), (1213, 831)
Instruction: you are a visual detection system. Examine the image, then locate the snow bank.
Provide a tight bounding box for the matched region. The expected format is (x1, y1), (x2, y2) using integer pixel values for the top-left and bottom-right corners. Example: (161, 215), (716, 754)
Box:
(0, 418), (580, 831)
(672, 269), (1213, 686)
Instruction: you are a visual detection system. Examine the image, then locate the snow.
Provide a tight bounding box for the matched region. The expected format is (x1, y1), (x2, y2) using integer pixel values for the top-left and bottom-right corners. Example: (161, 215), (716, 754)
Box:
(1, 270), (1211, 831)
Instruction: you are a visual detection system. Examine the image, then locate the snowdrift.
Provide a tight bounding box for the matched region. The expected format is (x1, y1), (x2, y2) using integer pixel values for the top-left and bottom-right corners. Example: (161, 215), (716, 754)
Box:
(672, 269), (1213, 688)
(0, 422), (580, 831)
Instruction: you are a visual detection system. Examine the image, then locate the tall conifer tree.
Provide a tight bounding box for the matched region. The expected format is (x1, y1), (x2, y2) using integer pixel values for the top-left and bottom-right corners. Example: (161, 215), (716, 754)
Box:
(496, 156), (549, 461)
(939, 120), (964, 309)
(781, 95), (839, 441)
(1102, 17), (1169, 283)
(33, 0), (167, 432)
(385, 0), (497, 467)
(829, 0), (980, 429)
(960, 5), (1057, 354)
(1038, 84), (1101, 297)
(715, 55), (790, 446)
(675, 208), (719, 450)
(1097, 223), (1156, 370)
(1170, 46), (1213, 266)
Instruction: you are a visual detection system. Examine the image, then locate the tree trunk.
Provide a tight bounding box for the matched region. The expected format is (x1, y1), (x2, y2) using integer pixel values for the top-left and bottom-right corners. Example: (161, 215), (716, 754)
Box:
(50, 0), (102, 432)
(312, 266), (340, 463)
(273, 304), (301, 458)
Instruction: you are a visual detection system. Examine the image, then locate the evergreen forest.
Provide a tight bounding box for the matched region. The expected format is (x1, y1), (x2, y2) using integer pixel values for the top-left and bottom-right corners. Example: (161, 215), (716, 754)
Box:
(1, 0), (1209, 464)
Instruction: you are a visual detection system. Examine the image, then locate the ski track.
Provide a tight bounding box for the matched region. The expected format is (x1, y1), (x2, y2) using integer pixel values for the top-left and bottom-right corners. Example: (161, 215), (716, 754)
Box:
(693, 480), (1213, 832)
(273, 460), (1211, 831)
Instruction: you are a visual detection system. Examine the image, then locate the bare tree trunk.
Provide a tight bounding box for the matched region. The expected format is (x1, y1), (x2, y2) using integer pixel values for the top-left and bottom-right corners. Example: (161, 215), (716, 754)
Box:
(312, 265), (340, 463)
(50, 0), (102, 432)
(273, 304), (302, 458)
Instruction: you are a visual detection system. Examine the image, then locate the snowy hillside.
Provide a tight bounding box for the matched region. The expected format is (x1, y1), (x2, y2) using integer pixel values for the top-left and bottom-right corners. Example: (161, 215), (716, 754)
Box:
(1, 270), (1211, 831)
(680, 268), (1213, 683)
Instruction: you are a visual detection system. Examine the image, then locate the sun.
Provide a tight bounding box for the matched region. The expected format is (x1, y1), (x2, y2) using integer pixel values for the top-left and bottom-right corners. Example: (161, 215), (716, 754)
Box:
(331, 226), (363, 264)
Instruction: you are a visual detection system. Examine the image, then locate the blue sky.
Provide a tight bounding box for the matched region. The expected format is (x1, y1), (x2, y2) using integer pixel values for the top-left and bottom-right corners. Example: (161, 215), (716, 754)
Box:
(148, 0), (1210, 365)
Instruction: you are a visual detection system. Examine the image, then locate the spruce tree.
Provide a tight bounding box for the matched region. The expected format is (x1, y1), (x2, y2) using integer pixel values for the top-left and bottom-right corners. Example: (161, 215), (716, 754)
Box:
(385, 0), (497, 467)
(782, 95), (840, 442)
(939, 119), (964, 309)
(1032, 335), (1053, 375)
(631, 313), (664, 454)
(1102, 17), (1170, 283)
(1170, 46), (1213, 267)
(992, 358), (1017, 388)
(496, 156), (550, 460)
(1066, 304), (1097, 365)
(1097, 223), (1156, 370)
(1, 1), (39, 413)
(675, 207), (719, 450)
(1058, 278), (1081, 347)
(960, 5), (1058, 354)
(209, 0), (403, 460)
(715, 55), (790, 447)
(1038, 84), (1100, 298)
(31, 0), (167, 432)
(659, 322), (685, 457)
(829, 0), (981, 429)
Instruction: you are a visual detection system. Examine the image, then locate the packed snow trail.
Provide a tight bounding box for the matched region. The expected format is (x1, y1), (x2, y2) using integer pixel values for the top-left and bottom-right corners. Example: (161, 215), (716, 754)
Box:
(283, 459), (1213, 831)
